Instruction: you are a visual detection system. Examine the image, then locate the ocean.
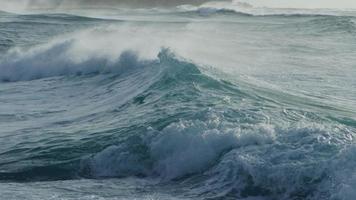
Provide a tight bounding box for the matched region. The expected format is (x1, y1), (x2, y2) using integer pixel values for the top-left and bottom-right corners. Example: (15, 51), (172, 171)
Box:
(0, 3), (356, 200)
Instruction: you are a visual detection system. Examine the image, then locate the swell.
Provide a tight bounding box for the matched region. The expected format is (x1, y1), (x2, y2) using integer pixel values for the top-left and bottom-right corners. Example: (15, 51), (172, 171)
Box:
(21, 13), (105, 20)
(0, 46), (285, 182)
(1, 11), (356, 199)
(305, 17), (356, 34)
(0, 10), (13, 15)
(176, 4), (356, 18)
(0, 9), (112, 22)
(0, 48), (245, 181)
(180, 8), (337, 17)
(172, 7), (356, 34)
(0, 48), (355, 200)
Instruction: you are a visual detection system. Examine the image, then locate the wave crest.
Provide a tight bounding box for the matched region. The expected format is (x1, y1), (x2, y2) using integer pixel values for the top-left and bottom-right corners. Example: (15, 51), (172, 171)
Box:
(0, 39), (160, 82)
(177, 1), (356, 17)
(79, 118), (356, 199)
(80, 118), (276, 180)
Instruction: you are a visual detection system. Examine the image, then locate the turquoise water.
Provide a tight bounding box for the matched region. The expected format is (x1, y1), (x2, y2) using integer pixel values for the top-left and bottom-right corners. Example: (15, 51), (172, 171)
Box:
(0, 5), (355, 200)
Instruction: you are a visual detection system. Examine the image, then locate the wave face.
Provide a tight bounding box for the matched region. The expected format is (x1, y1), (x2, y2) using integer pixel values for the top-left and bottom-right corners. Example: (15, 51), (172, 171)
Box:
(0, 4), (356, 200)
(177, 1), (356, 17)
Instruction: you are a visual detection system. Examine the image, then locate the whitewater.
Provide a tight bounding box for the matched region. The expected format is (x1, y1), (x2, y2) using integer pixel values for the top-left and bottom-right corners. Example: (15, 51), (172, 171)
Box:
(0, 1), (356, 200)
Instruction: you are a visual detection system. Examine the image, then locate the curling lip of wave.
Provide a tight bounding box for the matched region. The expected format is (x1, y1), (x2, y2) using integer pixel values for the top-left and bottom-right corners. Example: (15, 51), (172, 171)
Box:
(0, 40), (159, 82)
(80, 122), (276, 180)
(188, 8), (356, 17)
(0, 47), (253, 182)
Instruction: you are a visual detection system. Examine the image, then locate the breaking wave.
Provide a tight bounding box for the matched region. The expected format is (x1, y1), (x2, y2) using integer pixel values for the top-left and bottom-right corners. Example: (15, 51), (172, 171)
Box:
(0, 39), (154, 82)
(0, 41), (355, 199)
(177, 1), (356, 17)
(1, 5), (356, 200)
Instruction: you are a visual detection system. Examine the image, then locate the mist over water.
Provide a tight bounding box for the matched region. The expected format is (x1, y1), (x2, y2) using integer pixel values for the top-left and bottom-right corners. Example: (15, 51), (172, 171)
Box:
(0, 0), (209, 11)
(0, 1), (356, 200)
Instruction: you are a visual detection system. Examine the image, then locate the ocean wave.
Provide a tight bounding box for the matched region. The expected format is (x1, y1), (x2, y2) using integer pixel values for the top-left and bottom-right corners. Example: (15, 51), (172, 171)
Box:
(0, 11), (114, 28)
(177, 1), (356, 17)
(79, 119), (355, 199)
(0, 39), (217, 84)
(1, 7), (356, 199)
(1, 110), (354, 200)
(305, 17), (356, 34)
(0, 58), (354, 199)
(18, 13), (113, 23)
(191, 125), (355, 199)
(1, 21), (216, 82)
(80, 120), (276, 180)
(0, 39), (157, 82)
(186, 8), (355, 18)
(0, 38), (13, 48)
(0, 52), (254, 182)
(0, 8), (109, 21)
(0, 10), (14, 15)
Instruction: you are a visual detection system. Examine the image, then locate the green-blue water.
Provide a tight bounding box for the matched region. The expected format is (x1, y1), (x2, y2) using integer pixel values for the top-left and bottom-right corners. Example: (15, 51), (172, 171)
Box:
(0, 5), (355, 200)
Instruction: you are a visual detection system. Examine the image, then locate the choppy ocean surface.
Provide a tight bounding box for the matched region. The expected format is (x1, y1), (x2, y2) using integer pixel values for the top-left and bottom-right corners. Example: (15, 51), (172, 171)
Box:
(0, 3), (356, 200)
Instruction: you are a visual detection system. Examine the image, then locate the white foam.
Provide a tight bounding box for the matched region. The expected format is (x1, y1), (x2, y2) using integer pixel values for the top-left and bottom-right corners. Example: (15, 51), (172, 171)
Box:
(84, 118), (356, 199)
(83, 111), (277, 180)
(0, 20), (224, 82)
(178, 0), (356, 16)
(194, 124), (356, 199)
(0, 26), (163, 82)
